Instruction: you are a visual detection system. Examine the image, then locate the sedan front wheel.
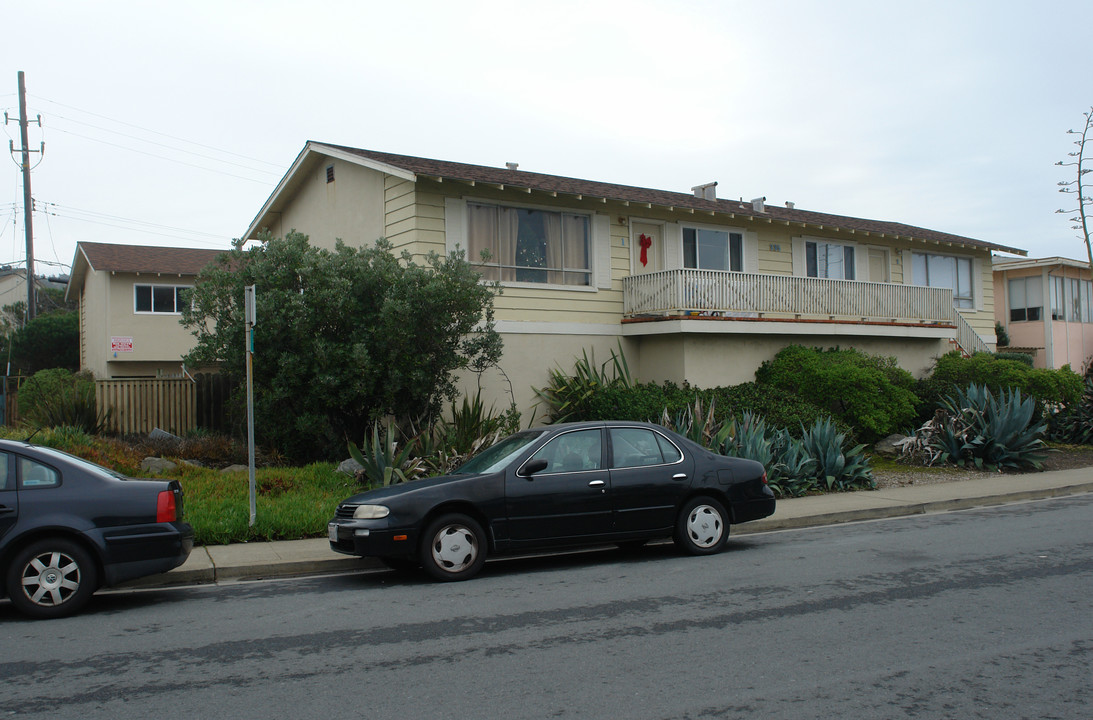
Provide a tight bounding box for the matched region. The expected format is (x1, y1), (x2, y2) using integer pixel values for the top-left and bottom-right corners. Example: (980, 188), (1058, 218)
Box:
(674, 497), (729, 555)
(420, 513), (487, 581)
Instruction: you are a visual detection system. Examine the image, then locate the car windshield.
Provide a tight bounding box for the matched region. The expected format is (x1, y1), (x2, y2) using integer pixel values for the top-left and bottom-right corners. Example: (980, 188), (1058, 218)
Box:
(452, 430), (546, 475)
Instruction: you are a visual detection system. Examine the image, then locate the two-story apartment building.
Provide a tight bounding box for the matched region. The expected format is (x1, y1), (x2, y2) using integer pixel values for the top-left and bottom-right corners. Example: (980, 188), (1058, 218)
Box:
(244, 142), (1026, 416)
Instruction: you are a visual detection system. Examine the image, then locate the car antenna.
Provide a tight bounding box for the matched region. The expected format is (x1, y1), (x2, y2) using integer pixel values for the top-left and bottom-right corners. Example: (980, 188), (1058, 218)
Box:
(24, 426), (43, 443)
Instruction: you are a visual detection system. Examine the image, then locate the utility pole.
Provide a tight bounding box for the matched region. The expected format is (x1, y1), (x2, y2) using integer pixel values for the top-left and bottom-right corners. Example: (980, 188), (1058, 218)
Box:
(7, 71), (43, 323)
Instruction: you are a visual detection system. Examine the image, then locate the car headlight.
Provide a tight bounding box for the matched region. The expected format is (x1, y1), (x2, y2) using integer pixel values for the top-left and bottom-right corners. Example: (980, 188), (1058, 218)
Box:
(352, 504), (390, 519)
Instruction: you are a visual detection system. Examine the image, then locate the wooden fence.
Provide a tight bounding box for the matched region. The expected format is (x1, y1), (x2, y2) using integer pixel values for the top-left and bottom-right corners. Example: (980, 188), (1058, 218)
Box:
(96, 378), (197, 435)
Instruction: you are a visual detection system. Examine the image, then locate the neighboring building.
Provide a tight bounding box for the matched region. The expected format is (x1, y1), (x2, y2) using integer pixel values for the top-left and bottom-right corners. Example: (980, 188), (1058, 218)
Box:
(244, 142), (1027, 416)
(65, 242), (224, 378)
(0, 267), (67, 329)
(993, 255), (1093, 371)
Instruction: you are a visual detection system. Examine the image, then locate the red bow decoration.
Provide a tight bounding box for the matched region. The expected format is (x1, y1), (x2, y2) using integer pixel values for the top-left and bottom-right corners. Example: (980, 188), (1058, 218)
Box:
(639, 233), (653, 267)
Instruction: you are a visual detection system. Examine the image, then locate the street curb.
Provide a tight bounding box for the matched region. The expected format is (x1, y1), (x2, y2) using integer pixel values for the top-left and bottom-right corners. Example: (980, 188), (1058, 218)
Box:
(736, 481), (1093, 534)
(119, 481), (1093, 590)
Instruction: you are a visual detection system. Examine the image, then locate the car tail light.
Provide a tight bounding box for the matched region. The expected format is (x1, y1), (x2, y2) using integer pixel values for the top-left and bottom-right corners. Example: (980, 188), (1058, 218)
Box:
(156, 490), (177, 522)
(761, 471), (768, 485)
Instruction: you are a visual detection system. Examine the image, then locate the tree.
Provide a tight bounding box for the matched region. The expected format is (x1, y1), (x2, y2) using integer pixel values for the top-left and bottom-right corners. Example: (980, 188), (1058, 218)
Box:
(1056, 107), (1093, 279)
(181, 231), (503, 460)
(1, 311), (79, 375)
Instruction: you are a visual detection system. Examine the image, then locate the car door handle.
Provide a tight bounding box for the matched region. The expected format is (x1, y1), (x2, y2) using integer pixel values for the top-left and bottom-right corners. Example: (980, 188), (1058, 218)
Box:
(672, 473), (687, 480)
(588, 480), (605, 488)
(0, 504), (14, 515)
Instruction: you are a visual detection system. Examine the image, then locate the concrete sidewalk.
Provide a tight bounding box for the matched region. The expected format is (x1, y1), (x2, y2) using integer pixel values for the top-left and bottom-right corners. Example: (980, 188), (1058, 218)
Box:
(123, 466), (1093, 590)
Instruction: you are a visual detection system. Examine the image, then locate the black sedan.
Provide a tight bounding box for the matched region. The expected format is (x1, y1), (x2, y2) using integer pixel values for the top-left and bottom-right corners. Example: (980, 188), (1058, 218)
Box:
(329, 421), (775, 580)
(0, 439), (194, 619)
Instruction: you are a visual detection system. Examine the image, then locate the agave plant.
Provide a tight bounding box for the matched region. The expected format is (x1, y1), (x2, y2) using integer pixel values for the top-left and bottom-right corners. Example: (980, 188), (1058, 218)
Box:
(766, 428), (819, 498)
(534, 342), (632, 423)
(799, 417), (874, 491)
(936, 383), (1047, 470)
(718, 411), (773, 467)
(347, 420), (426, 488)
(661, 396), (727, 448)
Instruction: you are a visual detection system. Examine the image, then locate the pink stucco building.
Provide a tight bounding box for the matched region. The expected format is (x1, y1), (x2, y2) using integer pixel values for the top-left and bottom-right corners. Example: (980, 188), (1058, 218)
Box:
(993, 256), (1093, 371)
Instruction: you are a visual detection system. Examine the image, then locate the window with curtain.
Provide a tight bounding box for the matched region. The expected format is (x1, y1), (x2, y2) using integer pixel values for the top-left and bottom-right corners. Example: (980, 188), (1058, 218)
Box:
(682, 227), (743, 271)
(911, 252), (973, 309)
(1051, 276), (1066, 320)
(805, 240), (855, 280)
(466, 202), (590, 286)
(134, 284), (190, 314)
(1064, 277), (1093, 322)
(1007, 276), (1042, 322)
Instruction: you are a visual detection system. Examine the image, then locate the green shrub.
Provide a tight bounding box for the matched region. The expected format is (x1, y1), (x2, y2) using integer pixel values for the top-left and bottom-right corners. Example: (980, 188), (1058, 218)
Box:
(917, 351), (1083, 419)
(755, 346), (918, 442)
(993, 352), (1034, 367)
(707, 382), (848, 438)
(1048, 377), (1093, 445)
(17, 368), (109, 434)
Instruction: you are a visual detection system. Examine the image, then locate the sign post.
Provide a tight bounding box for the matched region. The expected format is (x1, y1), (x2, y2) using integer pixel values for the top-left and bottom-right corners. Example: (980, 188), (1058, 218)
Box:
(244, 285), (257, 527)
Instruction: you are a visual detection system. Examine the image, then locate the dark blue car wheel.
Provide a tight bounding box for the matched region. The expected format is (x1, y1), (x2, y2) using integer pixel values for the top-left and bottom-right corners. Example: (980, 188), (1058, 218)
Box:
(6, 538), (99, 619)
(420, 513), (487, 581)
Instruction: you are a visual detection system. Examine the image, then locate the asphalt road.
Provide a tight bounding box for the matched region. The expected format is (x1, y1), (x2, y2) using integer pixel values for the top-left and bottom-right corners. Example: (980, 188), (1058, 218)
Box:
(2, 495), (1091, 719)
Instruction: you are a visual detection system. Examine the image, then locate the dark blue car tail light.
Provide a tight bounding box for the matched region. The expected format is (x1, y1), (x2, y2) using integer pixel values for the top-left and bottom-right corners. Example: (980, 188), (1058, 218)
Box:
(156, 491), (177, 523)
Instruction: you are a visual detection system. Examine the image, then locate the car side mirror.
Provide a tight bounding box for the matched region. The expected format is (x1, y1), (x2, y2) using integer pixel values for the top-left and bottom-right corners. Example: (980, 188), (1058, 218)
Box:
(522, 459), (548, 477)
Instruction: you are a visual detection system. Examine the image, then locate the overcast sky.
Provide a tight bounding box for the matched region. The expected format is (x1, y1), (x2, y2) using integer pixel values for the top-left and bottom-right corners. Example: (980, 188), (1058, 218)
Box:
(2, 0), (1091, 277)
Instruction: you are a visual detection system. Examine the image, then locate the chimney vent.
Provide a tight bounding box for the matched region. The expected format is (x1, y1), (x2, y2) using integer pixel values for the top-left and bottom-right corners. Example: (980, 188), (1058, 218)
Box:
(506, 162), (519, 171)
(691, 181), (718, 201)
(752, 196), (767, 213)
(785, 201), (795, 210)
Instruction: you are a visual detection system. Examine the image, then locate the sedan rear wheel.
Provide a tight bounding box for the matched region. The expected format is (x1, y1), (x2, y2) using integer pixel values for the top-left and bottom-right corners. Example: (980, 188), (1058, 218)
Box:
(674, 497), (729, 555)
(6, 538), (99, 619)
(420, 513), (487, 581)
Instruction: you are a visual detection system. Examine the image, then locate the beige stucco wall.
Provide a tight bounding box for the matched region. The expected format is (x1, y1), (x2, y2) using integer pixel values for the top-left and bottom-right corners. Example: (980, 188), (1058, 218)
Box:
(79, 269), (110, 377)
(79, 270), (202, 378)
(632, 331), (947, 387)
(268, 159), (386, 251)
(457, 326), (951, 425)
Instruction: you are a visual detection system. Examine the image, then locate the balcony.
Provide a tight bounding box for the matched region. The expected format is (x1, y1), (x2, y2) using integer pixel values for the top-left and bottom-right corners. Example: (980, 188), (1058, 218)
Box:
(622, 269), (990, 355)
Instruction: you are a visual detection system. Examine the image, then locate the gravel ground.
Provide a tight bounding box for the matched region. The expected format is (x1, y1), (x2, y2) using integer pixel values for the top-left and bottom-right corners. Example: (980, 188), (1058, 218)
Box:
(870, 447), (1093, 489)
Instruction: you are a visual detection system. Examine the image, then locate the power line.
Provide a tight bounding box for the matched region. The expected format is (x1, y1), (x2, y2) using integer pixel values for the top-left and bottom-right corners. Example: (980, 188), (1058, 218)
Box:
(35, 200), (233, 246)
(28, 94), (286, 169)
(48, 126), (276, 184)
(46, 113), (282, 177)
(36, 199), (228, 239)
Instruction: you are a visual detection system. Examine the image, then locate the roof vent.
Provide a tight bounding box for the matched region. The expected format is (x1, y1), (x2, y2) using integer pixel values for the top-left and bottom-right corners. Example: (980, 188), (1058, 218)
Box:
(506, 162), (519, 171)
(751, 196), (766, 213)
(785, 201), (795, 210)
(691, 181), (718, 200)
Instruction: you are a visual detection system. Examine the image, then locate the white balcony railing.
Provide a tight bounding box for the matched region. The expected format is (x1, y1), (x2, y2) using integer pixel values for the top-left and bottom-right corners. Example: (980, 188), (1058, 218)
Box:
(622, 269), (992, 354)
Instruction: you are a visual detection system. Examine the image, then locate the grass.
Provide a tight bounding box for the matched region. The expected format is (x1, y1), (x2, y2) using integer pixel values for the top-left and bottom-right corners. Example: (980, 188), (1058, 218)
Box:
(176, 463), (357, 546)
(1, 426), (359, 547)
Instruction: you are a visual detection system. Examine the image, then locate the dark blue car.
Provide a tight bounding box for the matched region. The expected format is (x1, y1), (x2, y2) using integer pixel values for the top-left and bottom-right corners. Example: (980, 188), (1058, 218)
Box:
(329, 421), (775, 581)
(0, 439), (193, 619)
